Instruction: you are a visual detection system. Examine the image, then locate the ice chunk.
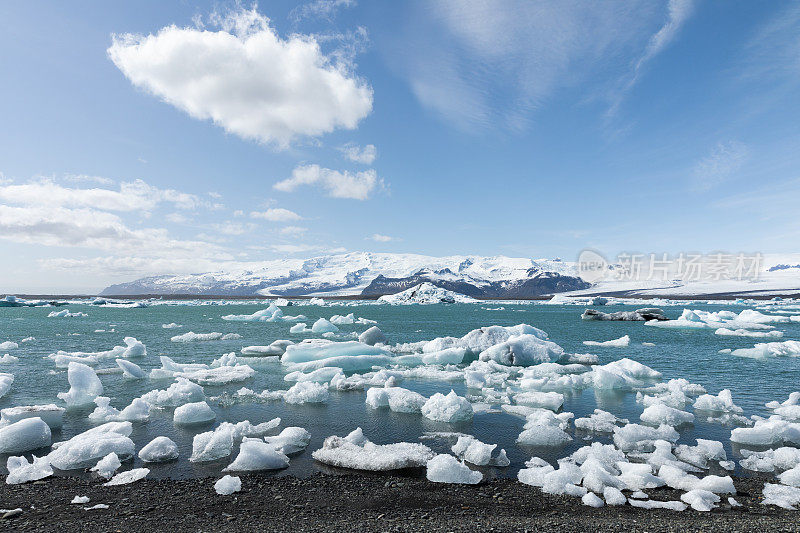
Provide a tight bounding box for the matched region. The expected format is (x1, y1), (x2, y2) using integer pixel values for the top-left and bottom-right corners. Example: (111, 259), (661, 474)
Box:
(0, 417), (51, 454)
(116, 359), (145, 379)
(284, 381), (329, 404)
(48, 309), (87, 317)
(478, 334), (564, 366)
(378, 283), (478, 304)
(91, 452), (121, 479)
(222, 304), (305, 323)
(48, 422), (135, 470)
(731, 418), (800, 447)
(0, 354), (18, 363)
(778, 465), (800, 487)
(366, 386), (427, 413)
(57, 362), (103, 409)
(450, 435), (509, 466)
(139, 436), (179, 463)
(603, 486), (627, 505)
(6, 455), (53, 484)
(170, 331), (239, 342)
(732, 340), (800, 359)
(359, 326), (387, 346)
(311, 318), (339, 334)
(215, 475), (241, 495)
(0, 373), (14, 399)
(264, 427), (311, 455)
(284, 367), (343, 383)
(0, 404), (64, 429)
(763, 483), (800, 509)
(104, 467), (149, 486)
(582, 491), (604, 507)
(613, 423), (678, 452)
(426, 454), (482, 484)
(628, 498), (687, 511)
(681, 489), (720, 511)
(640, 404), (694, 427)
(583, 335), (630, 347)
(224, 439), (290, 471)
(162, 323), (181, 329)
(89, 397), (150, 423)
(173, 401), (216, 425)
(312, 429), (434, 471)
(693, 389), (743, 413)
(574, 409), (623, 433)
(421, 391), (473, 423)
(0, 341), (19, 351)
(141, 378), (205, 407)
(582, 308), (666, 321)
(421, 347), (467, 365)
(71, 496), (90, 504)
(513, 391), (564, 411)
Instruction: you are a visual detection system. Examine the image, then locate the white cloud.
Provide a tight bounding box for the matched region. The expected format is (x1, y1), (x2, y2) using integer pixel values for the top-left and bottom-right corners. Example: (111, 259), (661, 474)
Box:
(233, 209), (245, 217)
(108, 5), (373, 148)
(290, 0), (356, 23)
(166, 212), (191, 224)
(63, 174), (115, 186)
(275, 164), (381, 200)
(210, 221), (255, 235)
(0, 178), (201, 212)
(250, 208), (303, 221)
(269, 243), (346, 254)
(369, 233), (393, 242)
(692, 141), (748, 191)
(339, 143), (376, 164)
(279, 225), (308, 237)
(0, 204), (228, 260)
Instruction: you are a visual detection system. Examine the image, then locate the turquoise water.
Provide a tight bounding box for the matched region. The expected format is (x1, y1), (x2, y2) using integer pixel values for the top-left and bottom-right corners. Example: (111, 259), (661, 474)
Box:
(1, 300), (799, 480)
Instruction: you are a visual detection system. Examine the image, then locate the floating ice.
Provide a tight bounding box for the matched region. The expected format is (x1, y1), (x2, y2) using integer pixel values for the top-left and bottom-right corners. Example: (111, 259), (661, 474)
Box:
(224, 439), (290, 471)
(716, 328), (783, 339)
(640, 404), (694, 427)
(517, 410), (573, 447)
(583, 335), (630, 348)
(731, 340), (800, 359)
(0, 404), (64, 429)
(0, 341), (18, 350)
(693, 389), (743, 413)
(91, 452), (121, 479)
(170, 332), (241, 342)
(48, 309), (87, 318)
(142, 378), (204, 409)
(215, 475), (241, 495)
(48, 422), (135, 470)
(139, 436), (179, 463)
(104, 468), (149, 486)
(6, 455), (53, 484)
(222, 304), (305, 323)
(56, 362), (103, 409)
(173, 401), (216, 425)
(49, 337), (145, 367)
(378, 283), (478, 304)
(284, 367), (343, 383)
(312, 428), (435, 471)
(265, 427), (311, 455)
(161, 323), (181, 329)
(426, 454), (482, 484)
(0, 417), (51, 454)
(366, 386), (427, 413)
(731, 418), (800, 447)
(359, 326), (387, 346)
(112, 360), (144, 381)
(421, 347), (467, 365)
(513, 391), (564, 411)
(479, 334), (564, 366)
(0, 354), (18, 364)
(422, 391), (473, 423)
(581, 308), (666, 321)
(284, 381), (329, 404)
(451, 435), (509, 466)
(89, 397), (150, 423)
(613, 423), (678, 452)
(241, 340), (293, 356)
(574, 409), (624, 433)
(311, 318), (339, 334)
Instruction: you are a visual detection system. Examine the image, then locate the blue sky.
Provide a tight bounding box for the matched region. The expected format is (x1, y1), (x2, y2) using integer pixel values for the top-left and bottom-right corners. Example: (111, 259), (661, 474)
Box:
(1, 0), (799, 292)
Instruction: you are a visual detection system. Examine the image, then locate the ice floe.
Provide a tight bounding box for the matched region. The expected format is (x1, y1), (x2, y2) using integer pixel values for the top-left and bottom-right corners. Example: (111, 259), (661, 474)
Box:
(312, 428), (435, 471)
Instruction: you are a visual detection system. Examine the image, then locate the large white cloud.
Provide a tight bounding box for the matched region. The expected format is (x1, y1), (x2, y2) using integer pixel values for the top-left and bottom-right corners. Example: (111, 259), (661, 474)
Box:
(0, 178), (200, 211)
(274, 164), (381, 200)
(108, 6), (373, 147)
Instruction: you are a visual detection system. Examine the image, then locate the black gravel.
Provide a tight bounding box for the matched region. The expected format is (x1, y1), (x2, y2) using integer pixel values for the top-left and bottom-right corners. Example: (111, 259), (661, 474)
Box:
(1, 473), (798, 532)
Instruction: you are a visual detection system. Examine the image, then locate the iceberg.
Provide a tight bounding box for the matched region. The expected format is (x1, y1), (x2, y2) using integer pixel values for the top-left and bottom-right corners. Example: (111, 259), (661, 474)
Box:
(173, 401), (216, 425)
(104, 468), (149, 486)
(6, 455), (53, 484)
(138, 436), (179, 463)
(48, 422), (135, 470)
(0, 404), (64, 429)
(426, 454), (482, 484)
(378, 283), (478, 304)
(0, 418), (51, 454)
(421, 391), (473, 423)
(265, 427), (311, 455)
(583, 335), (630, 348)
(312, 428), (435, 471)
(57, 362), (103, 409)
(224, 439), (290, 471)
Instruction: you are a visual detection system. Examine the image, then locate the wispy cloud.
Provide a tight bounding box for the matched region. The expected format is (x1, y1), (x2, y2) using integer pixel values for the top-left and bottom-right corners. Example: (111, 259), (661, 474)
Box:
(289, 0), (356, 23)
(339, 142), (377, 164)
(692, 141), (748, 191)
(249, 208), (303, 222)
(368, 233), (393, 242)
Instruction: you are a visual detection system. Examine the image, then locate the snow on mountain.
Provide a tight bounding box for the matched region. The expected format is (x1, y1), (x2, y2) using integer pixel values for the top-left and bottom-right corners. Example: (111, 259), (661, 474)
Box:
(377, 283), (478, 304)
(100, 252), (589, 297)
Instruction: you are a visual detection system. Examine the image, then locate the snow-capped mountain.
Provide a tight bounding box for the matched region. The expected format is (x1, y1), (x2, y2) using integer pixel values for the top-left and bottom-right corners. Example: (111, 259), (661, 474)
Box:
(100, 252), (590, 297)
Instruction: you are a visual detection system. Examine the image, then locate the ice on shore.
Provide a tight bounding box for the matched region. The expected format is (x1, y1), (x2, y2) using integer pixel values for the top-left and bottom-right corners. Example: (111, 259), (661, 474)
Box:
(189, 420), (280, 463)
(731, 419), (800, 447)
(312, 428), (435, 471)
(70, 496), (89, 504)
(0, 404), (64, 429)
(763, 483), (800, 510)
(215, 475), (241, 495)
(139, 436), (179, 463)
(91, 452), (121, 479)
(57, 362), (103, 409)
(173, 401), (216, 425)
(104, 467), (149, 486)
(422, 391), (473, 423)
(224, 439), (290, 471)
(583, 335), (630, 348)
(426, 454), (482, 484)
(6, 454), (53, 484)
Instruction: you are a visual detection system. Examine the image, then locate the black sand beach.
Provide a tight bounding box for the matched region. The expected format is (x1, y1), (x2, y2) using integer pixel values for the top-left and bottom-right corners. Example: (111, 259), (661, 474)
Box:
(1, 473), (798, 532)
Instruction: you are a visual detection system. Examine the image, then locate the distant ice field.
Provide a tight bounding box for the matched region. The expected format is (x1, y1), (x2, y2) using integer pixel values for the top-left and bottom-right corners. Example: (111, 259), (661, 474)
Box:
(1, 298), (799, 481)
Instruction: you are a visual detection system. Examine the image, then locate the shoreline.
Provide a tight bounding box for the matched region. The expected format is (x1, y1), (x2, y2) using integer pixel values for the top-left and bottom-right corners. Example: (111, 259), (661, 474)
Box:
(0, 472), (795, 532)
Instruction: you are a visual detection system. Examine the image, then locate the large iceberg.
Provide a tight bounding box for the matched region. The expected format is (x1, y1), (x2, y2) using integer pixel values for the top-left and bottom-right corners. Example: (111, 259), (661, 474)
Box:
(312, 428), (435, 471)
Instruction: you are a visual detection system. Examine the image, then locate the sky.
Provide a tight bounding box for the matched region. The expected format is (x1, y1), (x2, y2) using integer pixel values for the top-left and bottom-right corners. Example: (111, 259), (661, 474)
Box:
(1, 0), (799, 293)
